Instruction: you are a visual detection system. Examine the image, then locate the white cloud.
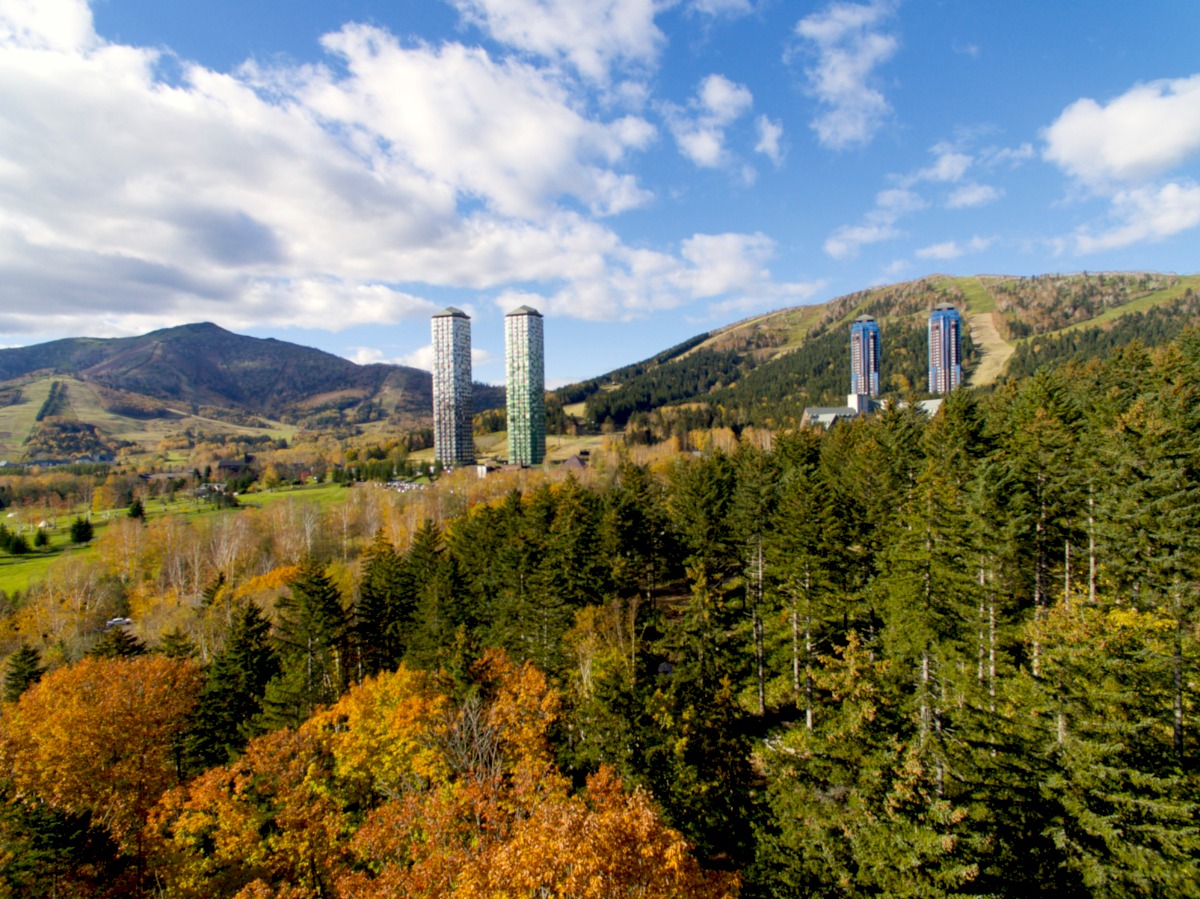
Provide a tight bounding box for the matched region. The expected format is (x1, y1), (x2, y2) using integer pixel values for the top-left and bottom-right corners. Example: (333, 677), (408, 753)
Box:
(0, 0), (95, 52)
(449, 0), (665, 82)
(823, 187), (924, 258)
(297, 26), (655, 218)
(665, 73), (754, 168)
(366, 343), (493, 371)
(824, 222), (899, 259)
(689, 0), (755, 18)
(1044, 76), (1200, 252)
(793, 0), (898, 149)
(915, 144), (972, 183)
(1044, 75), (1200, 186)
(916, 241), (963, 260)
(755, 115), (784, 165)
(981, 142), (1034, 168)
(0, 2), (750, 338)
(1074, 182), (1200, 253)
(706, 278), (825, 319)
(494, 229), (824, 322)
(826, 140), (1005, 259)
(947, 183), (1001, 208)
(896, 142), (973, 189)
(679, 232), (774, 297)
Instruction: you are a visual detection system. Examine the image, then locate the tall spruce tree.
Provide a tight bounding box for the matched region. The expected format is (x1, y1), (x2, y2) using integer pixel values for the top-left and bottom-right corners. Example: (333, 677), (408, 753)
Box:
(355, 529), (406, 677)
(261, 561), (350, 728)
(2, 644), (45, 703)
(731, 441), (780, 715)
(187, 601), (280, 770)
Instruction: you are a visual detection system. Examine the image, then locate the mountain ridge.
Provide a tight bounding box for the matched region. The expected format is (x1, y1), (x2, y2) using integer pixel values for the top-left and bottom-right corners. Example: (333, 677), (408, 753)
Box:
(0, 322), (504, 460)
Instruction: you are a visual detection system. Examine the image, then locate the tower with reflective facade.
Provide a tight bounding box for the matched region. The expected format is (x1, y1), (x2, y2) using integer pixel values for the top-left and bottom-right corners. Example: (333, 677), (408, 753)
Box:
(505, 305), (545, 466)
(850, 314), (881, 400)
(432, 307), (474, 466)
(928, 303), (962, 395)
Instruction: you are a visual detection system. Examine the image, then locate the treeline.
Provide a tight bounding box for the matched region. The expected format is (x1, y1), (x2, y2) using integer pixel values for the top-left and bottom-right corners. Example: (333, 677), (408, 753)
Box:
(583, 348), (750, 427)
(556, 331), (713, 406)
(34, 380), (70, 422)
(989, 271), (1184, 338)
(2, 329), (1200, 895)
(1005, 289), (1200, 381)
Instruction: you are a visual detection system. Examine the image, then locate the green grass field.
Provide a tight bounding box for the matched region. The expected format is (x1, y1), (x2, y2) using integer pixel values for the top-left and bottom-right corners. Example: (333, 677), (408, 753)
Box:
(1054, 273), (1200, 334)
(953, 276), (998, 314)
(0, 374), (301, 462)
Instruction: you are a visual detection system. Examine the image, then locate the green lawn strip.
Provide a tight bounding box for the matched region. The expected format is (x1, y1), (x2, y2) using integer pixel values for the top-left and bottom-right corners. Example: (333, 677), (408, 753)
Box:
(953, 276), (997, 314)
(0, 377), (55, 460)
(234, 481), (349, 513)
(1046, 274), (1200, 337)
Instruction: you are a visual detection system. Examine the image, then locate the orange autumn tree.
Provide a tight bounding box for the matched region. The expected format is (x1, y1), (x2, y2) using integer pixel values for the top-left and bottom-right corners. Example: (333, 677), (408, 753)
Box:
(453, 766), (740, 899)
(0, 655), (202, 860)
(151, 664), (451, 899)
(152, 652), (736, 898)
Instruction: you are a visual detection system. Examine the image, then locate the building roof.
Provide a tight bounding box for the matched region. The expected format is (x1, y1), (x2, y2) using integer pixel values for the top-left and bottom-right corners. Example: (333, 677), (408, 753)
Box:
(853, 314), (876, 324)
(433, 306), (470, 318)
(932, 302), (959, 312)
(801, 406), (858, 429)
(506, 305), (542, 317)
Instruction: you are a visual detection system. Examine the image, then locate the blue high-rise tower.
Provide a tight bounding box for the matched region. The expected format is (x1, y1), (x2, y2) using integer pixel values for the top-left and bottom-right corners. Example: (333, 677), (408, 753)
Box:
(928, 303), (962, 395)
(850, 314), (881, 399)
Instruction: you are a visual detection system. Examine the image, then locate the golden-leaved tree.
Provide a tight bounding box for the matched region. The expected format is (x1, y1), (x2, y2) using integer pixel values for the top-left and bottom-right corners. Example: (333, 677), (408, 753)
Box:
(0, 655), (202, 872)
(151, 651), (737, 898)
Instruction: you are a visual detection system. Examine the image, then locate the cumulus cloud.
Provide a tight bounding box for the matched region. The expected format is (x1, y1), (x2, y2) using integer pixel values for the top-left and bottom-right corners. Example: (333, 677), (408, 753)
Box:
(0, 0), (748, 338)
(793, 0), (898, 149)
(824, 140), (1006, 259)
(914, 143), (972, 183)
(665, 73), (754, 168)
(295, 26), (655, 219)
(689, 0), (756, 18)
(981, 142), (1034, 168)
(0, 0), (825, 343)
(1074, 182), (1200, 253)
(448, 0), (665, 82)
(915, 240), (962, 260)
(1043, 75), (1200, 186)
(947, 183), (1001, 208)
(754, 115), (784, 165)
(824, 187), (925, 258)
(907, 235), (991, 265)
(358, 343), (493, 371)
(0, 0), (95, 52)
(496, 230), (823, 321)
(1045, 75), (1200, 251)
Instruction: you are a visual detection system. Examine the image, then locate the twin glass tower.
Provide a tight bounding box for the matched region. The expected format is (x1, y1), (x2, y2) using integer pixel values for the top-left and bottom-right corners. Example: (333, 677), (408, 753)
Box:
(431, 305), (545, 468)
(849, 305), (962, 401)
(504, 306), (546, 466)
(431, 307), (475, 466)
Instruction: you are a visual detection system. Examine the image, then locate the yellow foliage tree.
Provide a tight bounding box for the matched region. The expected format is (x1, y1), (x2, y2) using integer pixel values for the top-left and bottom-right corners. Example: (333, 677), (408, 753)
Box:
(0, 655), (202, 856)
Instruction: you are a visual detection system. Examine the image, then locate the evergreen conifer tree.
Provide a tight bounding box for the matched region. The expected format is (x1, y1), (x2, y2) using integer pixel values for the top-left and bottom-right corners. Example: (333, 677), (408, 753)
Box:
(188, 601), (279, 770)
(89, 627), (147, 659)
(261, 561), (349, 728)
(2, 644), (45, 703)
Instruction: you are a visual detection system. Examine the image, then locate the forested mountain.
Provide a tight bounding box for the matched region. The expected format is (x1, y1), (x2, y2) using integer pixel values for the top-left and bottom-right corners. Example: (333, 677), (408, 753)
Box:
(0, 323), (505, 457)
(563, 271), (1200, 434)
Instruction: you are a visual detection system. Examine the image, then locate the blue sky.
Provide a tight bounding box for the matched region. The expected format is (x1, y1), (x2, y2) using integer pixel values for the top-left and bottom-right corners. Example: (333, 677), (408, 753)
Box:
(1, 1), (1198, 386)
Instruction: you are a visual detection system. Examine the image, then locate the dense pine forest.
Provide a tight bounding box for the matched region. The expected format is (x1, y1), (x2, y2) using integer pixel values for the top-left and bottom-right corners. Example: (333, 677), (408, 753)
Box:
(0, 324), (1199, 896)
